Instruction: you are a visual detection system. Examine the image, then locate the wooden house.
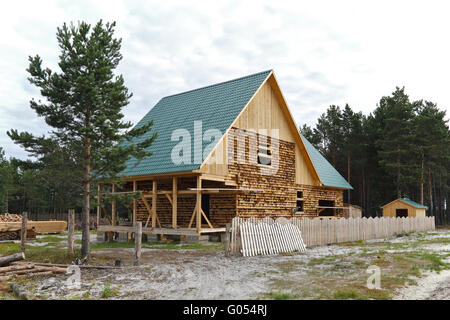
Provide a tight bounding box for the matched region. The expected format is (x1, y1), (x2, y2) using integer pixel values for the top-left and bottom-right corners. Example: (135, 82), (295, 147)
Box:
(97, 70), (352, 238)
(381, 198), (427, 218)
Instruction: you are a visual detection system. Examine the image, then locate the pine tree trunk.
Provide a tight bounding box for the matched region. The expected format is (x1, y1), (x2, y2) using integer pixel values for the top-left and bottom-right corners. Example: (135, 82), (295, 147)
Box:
(81, 161), (90, 259)
(420, 154), (424, 205)
(347, 151), (351, 204)
(396, 147), (401, 198)
(428, 168), (433, 217)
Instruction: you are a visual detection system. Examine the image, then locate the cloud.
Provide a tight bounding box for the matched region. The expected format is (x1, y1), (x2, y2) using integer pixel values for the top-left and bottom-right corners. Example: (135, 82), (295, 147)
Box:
(1, 0), (449, 160)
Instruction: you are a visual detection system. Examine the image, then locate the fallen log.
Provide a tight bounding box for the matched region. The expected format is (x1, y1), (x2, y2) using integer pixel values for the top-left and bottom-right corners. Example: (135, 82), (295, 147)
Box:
(0, 252), (25, 267)
(13, 261), (122, 269)
(0, 263), (35, 274)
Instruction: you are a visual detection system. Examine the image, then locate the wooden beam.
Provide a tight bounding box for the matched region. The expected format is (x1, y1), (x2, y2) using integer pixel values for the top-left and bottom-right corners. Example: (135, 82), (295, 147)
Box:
(142, 196), (153, 228)
(111, 184), (116, 226)
(165, 193), (173, 205)
(188, 204), (197, 229)
(101, 206), (112, 224)
(200, 209), (213, 229)
(152, 180), (157, 228)
(132, 181), (137, 226)
(172, 177), (177, 229)
(196, 176), (202, 235)
(122, 171), (199, 182)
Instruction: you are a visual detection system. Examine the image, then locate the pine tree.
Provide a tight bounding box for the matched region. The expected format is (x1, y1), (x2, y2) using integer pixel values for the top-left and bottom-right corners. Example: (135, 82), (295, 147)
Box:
(8, 20), (156, 258)
(376, 87), (416, 199)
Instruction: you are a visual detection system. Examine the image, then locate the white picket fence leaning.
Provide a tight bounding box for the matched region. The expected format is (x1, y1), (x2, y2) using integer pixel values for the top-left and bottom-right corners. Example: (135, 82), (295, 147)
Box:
(229, 216), (435, 256)
(238, 217), (306, 257)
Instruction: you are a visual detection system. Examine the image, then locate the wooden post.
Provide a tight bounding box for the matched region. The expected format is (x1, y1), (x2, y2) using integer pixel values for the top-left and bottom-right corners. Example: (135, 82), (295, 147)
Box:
(225, 223), (230, 256)
(134, 222), (142, 266)
(20, 212), (27, 253)
(111, 184), (116, 226)
(133, 180), (137, 226)
(68, 209), (75, 255)
(196, 176), (202, 235)
(152, 180), (157, 228)
(96, 183), (101, 227)
(172, 177), (177, 229)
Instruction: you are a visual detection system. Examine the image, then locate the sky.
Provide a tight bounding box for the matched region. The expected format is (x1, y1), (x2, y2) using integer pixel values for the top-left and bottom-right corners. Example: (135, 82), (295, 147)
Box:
(1, 0), (449, 160)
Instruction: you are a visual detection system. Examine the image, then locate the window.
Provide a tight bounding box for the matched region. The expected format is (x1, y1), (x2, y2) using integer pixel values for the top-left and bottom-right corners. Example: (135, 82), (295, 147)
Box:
(296, 190), (304, 212)
(257, 140), (272, 166)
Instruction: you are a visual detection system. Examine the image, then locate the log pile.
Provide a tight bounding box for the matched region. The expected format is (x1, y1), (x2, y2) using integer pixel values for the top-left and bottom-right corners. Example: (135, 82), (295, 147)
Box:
(0, 253), (67, 282)
(0, 226), (36, 241)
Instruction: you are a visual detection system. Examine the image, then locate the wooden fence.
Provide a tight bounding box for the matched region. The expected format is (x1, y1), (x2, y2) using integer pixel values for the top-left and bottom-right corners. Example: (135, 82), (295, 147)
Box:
(230, 216), (435, 255)
(239, 217), (306, 257)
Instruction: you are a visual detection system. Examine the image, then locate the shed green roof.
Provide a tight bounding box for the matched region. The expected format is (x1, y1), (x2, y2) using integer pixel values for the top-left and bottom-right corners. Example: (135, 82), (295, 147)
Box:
(399, 198), (428, 209)
(300, 135), (353, 189)
(121, 70), (272, 176)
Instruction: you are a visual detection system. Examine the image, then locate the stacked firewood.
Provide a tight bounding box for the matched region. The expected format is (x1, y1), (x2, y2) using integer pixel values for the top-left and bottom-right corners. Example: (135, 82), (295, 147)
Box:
(0, 213), (22, 222)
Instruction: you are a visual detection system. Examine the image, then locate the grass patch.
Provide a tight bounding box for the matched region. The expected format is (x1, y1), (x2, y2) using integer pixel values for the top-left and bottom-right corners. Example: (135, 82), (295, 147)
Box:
(101, 281), (118, 299)
(36, 235), (65, 243)
(333, 289), (359, 300)
(0, 241), (80, 264)
(264, 291), (296, 300)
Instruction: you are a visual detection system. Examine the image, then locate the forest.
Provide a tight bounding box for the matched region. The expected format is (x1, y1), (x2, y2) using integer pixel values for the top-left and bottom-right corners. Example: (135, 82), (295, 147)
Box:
(1, 87), (449, 224)
(300, 87), (449, 224)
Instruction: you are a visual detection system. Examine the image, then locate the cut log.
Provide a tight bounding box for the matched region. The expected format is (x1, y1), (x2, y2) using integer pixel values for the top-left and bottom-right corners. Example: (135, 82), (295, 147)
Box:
(12, 261), (121, 269)
(0, 263), (34, 274)
(0, 252), (25, 267)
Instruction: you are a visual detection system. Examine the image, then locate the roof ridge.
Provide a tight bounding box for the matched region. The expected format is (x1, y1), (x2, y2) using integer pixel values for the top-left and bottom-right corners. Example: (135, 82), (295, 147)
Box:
(162, 69), (273, 99)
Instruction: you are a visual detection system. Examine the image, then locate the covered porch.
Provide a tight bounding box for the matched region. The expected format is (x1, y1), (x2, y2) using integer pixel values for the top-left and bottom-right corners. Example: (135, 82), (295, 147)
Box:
(96, 172), (248, 239)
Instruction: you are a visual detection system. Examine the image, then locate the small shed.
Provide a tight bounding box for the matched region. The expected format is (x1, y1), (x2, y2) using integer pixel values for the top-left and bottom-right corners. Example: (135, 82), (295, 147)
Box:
(381, 198), (427, 218)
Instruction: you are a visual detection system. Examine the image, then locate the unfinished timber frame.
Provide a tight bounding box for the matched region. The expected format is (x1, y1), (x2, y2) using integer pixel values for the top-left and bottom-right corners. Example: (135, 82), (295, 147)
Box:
(96, 70), (353, 238)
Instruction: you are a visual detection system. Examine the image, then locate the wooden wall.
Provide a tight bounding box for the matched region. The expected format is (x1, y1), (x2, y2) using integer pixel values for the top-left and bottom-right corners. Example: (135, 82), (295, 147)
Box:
(199, 75), (320, 187)
(382, 200), (426, 217)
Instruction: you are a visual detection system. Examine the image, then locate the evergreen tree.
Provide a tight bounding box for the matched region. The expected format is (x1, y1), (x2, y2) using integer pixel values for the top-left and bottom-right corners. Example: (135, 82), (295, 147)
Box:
(376, 87), (416, 199)
(8, 20), (157, 258)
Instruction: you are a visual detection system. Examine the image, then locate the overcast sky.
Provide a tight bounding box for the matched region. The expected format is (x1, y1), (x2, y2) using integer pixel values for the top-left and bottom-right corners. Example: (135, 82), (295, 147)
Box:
(1, 0), (449, 160)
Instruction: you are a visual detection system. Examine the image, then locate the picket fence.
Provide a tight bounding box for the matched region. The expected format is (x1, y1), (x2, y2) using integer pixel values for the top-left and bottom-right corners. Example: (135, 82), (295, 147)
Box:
(239, 217), (306, 257)
(229, 216), (435, 255)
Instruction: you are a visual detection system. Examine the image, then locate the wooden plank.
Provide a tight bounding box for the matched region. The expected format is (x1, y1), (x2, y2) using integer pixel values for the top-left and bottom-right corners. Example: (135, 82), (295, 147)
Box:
(134, 222), (142, 266)
(172, 177), (177, 229)
(133, 181), (137, 226)
(67, 209), (74, 255)
(20, 212), (27, 253)
(152, 180), (157, 228)
(200, 209), (213, 229)
(196, 176), (202, 235)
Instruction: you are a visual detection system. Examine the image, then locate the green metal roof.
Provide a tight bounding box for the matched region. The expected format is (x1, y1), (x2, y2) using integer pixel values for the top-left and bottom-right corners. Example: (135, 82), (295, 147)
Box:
(399, 198), (428, 209)
(300, 135), (353, 189)
(121, 70), (272, 177)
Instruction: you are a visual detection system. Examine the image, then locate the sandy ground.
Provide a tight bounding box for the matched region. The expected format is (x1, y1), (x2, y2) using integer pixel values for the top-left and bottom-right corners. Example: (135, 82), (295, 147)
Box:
(8, 229), (450, 300)
(393, 258), (450, 300)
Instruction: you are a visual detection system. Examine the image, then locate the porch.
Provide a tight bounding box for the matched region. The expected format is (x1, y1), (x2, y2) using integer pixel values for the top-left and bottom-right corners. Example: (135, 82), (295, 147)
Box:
(96, 172), (255, 238)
